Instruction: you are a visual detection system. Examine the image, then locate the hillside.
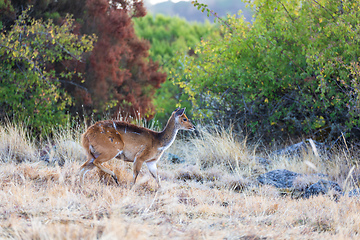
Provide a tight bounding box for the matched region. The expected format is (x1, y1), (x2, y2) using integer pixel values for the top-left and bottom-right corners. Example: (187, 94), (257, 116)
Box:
(144, 0), (253, 23)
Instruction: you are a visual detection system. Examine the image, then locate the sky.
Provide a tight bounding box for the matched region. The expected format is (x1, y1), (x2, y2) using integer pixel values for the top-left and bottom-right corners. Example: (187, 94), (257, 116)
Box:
(148, 0), (190, 5)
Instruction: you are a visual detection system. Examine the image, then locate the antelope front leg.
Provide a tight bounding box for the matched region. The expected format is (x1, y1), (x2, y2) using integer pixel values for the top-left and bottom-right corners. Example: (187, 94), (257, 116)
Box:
(146, 160), (161, 189)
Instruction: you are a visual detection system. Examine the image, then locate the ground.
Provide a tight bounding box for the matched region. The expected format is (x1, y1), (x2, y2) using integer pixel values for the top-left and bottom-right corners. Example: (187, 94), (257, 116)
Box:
(0, 123), (360, 239)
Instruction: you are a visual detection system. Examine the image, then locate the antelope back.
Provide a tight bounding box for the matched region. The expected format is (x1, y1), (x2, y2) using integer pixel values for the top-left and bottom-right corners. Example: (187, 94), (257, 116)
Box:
(84, 121), (125, 153)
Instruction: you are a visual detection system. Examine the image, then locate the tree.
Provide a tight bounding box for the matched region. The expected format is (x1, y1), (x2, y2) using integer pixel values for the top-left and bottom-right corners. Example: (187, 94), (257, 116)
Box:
(0, 8), (96, 135)
(178, 0), (360, 143)
(82, 0), (166, 120)
(133, 13), (216, 123)
(1, 0), (167, 122)
(145, 0), (253, 23)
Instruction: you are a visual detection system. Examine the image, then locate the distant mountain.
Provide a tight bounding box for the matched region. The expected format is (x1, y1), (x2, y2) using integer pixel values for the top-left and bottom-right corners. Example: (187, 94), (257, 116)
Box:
(144, 0), (253, 23)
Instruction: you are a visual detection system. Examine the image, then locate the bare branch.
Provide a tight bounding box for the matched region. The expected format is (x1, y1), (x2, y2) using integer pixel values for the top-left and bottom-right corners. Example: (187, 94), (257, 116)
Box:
(58, 79), (89, 93)
(312, 0), (336, 20)
(278, 0), (295, 22)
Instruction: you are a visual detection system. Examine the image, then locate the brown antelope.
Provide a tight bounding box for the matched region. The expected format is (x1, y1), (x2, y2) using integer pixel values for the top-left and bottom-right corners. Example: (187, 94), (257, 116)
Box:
(80, 107), (195, 188)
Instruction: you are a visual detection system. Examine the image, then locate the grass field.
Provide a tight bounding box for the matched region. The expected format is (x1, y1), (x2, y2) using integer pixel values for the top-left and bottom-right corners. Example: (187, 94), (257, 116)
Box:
(0, 121), (360, 239)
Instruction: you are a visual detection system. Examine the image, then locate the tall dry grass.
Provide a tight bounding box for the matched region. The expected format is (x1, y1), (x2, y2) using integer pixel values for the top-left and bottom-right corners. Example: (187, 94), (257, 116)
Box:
(0, 121), (360, 239)
(0, 121), (38, 163)
(42, 121), (87, 166)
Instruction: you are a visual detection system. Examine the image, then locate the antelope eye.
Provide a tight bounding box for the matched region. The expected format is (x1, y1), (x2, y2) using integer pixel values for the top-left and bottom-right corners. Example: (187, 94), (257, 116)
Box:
(183, 118), (187, 122)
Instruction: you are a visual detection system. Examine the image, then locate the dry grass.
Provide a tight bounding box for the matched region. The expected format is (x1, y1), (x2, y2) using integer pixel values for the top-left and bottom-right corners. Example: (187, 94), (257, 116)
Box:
(0, 122), (38, 163)
(1, 122), (360, 239)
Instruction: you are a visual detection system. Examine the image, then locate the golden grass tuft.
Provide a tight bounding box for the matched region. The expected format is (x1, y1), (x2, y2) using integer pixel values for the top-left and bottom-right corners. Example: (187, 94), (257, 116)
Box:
(0, 122), (38, 163)
(188, 126), (262, 177)
(41, 122), (87, 166)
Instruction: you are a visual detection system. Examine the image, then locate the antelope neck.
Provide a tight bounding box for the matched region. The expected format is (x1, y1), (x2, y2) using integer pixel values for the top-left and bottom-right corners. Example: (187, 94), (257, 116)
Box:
(158, 116), (178, 149)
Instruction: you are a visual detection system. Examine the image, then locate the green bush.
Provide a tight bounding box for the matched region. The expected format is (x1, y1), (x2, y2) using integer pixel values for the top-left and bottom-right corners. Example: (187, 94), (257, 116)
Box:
(0, 8), (95, 136)
(176, 0), (360, 143)
(133, 14), (217, 124)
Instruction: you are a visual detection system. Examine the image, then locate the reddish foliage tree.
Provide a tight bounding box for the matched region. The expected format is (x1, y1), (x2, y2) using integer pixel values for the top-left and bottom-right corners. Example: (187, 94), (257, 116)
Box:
(82, 0), (166, 119)
(2, 0), (166, 120)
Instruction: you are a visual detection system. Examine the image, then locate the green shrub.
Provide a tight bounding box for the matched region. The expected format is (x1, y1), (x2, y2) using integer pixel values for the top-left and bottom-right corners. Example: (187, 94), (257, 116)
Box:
(177, 0), (360, 143)
(133, 14), (217, 124)
(0, 8), (95, 136)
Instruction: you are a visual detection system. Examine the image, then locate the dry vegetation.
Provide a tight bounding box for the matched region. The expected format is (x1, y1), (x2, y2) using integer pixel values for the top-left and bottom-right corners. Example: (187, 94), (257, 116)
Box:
(1, 122), (360, 239)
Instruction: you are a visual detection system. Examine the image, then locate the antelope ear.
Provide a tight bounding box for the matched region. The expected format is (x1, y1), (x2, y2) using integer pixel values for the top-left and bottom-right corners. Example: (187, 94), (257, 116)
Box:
(173, 107), (180, 112)
(175, 108), (185, 116)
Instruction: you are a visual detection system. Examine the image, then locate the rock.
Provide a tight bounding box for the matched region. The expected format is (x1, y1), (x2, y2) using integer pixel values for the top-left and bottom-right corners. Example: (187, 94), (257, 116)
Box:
(348, 189), (360, 197)
(272, 142), (307, 156)
(271, 139), (326, 157)
(303, 179), (342, 199)
(167, 153), (185, 164)
(239, 234), (267, 240)
(257, 169), (302, 188)
(254, 156), (271, 166)
(292, 173), (330, 192)
(40, 140), (82, 166)
(175, 166), (203, 182)
(258, 169), (343, 200)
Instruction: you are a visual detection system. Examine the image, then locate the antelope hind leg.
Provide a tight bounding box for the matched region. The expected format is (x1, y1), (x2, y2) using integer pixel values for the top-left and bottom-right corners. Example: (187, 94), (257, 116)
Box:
(92, 153), (120, 185)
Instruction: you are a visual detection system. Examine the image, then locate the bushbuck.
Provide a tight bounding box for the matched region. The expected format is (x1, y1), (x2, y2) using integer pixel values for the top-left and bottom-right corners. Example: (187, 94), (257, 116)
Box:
(80, 107), (195, 188)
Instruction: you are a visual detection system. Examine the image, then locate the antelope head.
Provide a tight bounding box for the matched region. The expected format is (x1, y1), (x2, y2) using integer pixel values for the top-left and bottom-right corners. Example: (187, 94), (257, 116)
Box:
(173, 107), (195, 131)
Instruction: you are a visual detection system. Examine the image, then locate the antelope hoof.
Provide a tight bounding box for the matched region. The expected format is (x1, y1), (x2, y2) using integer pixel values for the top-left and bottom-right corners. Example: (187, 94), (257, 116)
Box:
(112, 175), (119, 185)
